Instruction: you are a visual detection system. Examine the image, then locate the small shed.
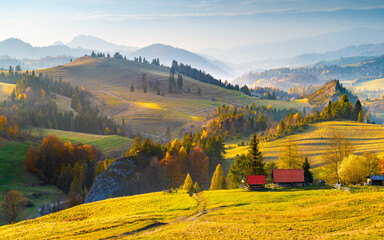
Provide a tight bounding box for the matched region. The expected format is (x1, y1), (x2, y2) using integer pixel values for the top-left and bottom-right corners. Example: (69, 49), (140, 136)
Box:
(368, 175), (384, 186)
(272, 169), (305, 187)
(247, 175), (266, 191)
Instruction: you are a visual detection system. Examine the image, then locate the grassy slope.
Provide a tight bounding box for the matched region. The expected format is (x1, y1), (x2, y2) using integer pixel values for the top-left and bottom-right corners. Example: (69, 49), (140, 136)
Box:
(37, 57), (307, 136)
(355, 78), (384, 91)
(0, 82), (15, 101)
(225, 121), (384, 168)
(1, 187), (384, 239)
(0, 141), (65, 223)
(31, 128), (133, 156)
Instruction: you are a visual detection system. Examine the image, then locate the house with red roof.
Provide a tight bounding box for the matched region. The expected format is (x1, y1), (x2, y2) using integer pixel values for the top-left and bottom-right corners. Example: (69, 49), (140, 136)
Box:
(272, 169), (305, 187)
(247, 175), (266, 191)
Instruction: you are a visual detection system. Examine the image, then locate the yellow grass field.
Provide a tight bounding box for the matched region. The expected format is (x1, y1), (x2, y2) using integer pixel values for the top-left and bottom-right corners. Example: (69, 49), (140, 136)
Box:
(355, 78), (384, 91)
(225, 121), (384, 168)
(0, 82), (15, 101)
(1, 187), (384, 239)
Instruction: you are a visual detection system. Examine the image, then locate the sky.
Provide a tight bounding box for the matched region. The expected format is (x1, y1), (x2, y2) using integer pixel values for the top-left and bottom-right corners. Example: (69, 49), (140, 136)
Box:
(1, 0), (384, 52)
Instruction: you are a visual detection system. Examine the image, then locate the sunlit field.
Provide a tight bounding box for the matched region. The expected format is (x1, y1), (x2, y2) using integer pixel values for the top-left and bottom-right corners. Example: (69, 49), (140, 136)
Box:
(1, 187), (384, 239)
(225, 121), (384, 168)
(0, 82), (15, 101)
(30, 128), (133, 156)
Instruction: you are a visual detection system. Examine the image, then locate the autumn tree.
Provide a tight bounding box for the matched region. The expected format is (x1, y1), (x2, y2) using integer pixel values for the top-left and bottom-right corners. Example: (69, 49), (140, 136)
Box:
(362, 152), (380, 176)
(278, 138), (301, 169)
(183, 173), (193, 193)
(244, 134), (265, 176)
(323, 132), (354, 183)
(210, 164), (226, 190)
(193, 182), (201, 193)
(188, 147), (209, 186)
(1, 190), (25, 224)
(338, 155), (368, 185)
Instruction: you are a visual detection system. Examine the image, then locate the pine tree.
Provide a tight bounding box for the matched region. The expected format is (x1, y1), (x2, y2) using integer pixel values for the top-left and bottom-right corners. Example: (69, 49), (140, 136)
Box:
(358, 110), (364, 123)
(183, 173), (193, 192)
(302, 156), (313, 183)
(210, 164), (226, 190)
(130, 82), (135, 92)
(244, 134), (266, 176)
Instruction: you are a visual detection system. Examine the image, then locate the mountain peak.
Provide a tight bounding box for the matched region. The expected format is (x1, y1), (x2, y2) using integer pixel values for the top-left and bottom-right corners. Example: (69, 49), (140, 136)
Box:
(306, 80), (357, 107)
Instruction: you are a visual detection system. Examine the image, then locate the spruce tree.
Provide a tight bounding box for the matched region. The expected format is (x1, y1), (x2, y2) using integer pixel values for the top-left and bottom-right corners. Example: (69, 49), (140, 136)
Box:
(244, 134), (266, 176)
(183, 173), (193, 192)
(302, 156), (313, 183)
(210, 164), (226, 190)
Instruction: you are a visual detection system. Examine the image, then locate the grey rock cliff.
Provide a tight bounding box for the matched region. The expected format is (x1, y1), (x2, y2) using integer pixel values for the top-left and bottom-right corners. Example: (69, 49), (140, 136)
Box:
(85, 157), (136, 203)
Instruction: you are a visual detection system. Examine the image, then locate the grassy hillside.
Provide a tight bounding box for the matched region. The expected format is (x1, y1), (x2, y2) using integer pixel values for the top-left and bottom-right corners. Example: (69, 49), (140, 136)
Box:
(0, 82), (15, 101)
(1, 187), (384, 239)
(225, 121), (384, 168)
(0, 141), (65, 223)
(31, 128), (133, 156)
(355, 77), (384, 91)
(37, 57), (307, 137)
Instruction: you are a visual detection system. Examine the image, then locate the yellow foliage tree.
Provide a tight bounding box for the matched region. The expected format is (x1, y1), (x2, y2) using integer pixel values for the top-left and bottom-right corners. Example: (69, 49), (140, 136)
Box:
(338, 155), (368, 185)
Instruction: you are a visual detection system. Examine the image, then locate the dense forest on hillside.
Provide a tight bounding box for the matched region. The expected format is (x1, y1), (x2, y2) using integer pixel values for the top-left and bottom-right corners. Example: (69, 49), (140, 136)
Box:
(0, 69), (120, 135)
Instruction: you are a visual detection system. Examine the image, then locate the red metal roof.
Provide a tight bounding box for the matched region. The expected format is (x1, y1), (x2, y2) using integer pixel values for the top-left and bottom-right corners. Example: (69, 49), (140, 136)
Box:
(272, 169), (304, 183)
(247, 175), (266, 185)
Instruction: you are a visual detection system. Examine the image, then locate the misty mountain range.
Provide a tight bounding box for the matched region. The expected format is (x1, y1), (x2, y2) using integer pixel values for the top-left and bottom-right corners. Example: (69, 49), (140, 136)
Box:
(1, 27), (384, 79)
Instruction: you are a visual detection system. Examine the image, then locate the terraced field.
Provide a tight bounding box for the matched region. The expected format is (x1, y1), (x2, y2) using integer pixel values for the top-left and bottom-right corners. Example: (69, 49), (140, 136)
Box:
(225, 121), (384, 168)
(1, 187), (384, 239)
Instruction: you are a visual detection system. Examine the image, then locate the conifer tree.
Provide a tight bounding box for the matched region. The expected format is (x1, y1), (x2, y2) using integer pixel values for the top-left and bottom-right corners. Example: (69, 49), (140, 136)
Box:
(278, 138), (301, 169)
(244, 134), (266, 176)
(302, 156), (313, 183)
(130, 82), (135, 92)
(358, 110), (364, 123)
(183, 173), (193, 192)
(210, 164), (226, 190)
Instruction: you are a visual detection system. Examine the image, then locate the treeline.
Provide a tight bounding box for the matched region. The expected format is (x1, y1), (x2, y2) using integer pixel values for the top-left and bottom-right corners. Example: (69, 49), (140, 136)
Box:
(204, 103), (300, 138)
(123, 132), (225, 190)
(25, 135), (100, 204)
(252, 86), (296, 101)
(1, 71), (119, 135)
(170, 60), (251, 96)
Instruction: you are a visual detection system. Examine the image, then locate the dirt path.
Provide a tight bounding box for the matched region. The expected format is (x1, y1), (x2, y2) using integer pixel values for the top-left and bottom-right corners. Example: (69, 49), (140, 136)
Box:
(90, 89), (133, 118)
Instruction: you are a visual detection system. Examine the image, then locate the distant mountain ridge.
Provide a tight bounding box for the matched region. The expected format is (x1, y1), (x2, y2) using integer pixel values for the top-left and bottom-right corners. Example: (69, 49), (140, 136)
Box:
(67, 35), (138, 54)
(128, 44), (234, 79)
(202, 27), (384, 64)
(0, 38), (89, 59)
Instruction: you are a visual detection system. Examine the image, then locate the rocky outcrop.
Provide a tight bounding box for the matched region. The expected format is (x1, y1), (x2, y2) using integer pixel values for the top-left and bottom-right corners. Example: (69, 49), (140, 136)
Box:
(85, 157), (136, 203)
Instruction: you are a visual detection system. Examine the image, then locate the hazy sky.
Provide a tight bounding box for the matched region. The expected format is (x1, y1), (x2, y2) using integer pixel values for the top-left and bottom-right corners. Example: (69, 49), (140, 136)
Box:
(1, 0), (384, 51)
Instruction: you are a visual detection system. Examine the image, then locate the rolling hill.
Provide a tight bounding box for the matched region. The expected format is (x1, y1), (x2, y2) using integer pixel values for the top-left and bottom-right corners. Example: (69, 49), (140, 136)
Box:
(235, 55), (384, 90)
(128, 44), (234, 79)
(37, 56), (307, 139)
(224, 121), (384, 169)
(0, 82), (15, 101)
(1, 187), (384, 239)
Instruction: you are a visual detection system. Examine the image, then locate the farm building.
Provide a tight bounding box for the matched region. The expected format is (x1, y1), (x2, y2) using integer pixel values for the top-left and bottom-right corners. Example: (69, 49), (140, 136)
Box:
(247, 175), (266, 190)
(368, 175), (384, 186)
(272, 169), (305, 187)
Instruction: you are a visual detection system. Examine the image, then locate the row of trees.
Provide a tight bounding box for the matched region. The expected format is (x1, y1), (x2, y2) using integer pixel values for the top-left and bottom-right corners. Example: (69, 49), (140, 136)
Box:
(25, 135), (100, 203)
